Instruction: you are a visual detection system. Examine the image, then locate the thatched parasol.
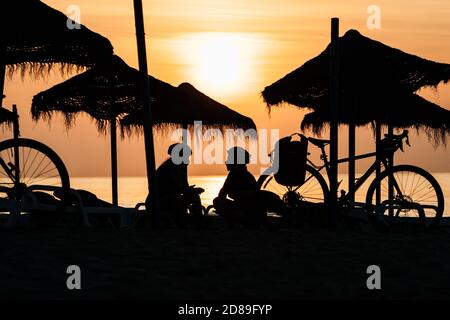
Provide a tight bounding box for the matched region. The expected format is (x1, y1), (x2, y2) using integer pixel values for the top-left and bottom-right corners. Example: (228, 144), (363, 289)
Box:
(32, 55), (256, 205)
(120, 82), (256, 134)
(32, 55), (153, 132)
(178, 82), (256, 129)
(0, 96), (15, 126)
(0, 0), (113, 76)
(32, 56), (256, 133)
(262, 28), (450, 203)
(0, 107), (15, 127)
(261, 29), (450, 144)
(0, 0), (114, 147)
(262, 29), (450, 115)
(301, 93), (450, 144)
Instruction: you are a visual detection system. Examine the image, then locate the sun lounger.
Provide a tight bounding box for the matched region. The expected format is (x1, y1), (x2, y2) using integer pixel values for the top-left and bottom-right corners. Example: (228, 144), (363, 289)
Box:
(0, 185), (145, 228)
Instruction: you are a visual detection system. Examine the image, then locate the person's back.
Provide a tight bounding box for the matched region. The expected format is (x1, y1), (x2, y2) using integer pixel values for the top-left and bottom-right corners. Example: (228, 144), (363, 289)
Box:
(214, 147), (265, 227)
(155, 158), (188, 200)
(147, 143), (203, 227)
(219, 165), (258, 203)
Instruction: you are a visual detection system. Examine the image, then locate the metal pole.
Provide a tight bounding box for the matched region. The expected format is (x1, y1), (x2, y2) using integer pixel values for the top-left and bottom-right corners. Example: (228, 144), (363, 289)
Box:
(110, 116), (118, 206)
(133, 0), (160, 217)
(348, 123), (355, 202)
(329, 18), (340, 224)
(0, 64), (5, 107)
(375, 121), (381, 206)
(12, 105), (20, 192)
(182, 123), (188, 144)
(388, 124), (394, 216)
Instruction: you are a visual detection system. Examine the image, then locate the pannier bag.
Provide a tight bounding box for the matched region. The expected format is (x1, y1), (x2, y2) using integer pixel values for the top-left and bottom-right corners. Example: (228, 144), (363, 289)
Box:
(272, 134), (309, 187)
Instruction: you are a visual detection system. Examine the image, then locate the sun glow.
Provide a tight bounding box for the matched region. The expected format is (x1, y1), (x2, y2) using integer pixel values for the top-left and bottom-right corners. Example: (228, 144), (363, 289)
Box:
(176, 33), (265, 96)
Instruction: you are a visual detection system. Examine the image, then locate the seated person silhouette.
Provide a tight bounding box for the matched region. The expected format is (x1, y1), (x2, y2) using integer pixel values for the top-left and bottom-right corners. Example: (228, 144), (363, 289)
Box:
(213, 147), (268, 228)
(146, 143), (204, 227)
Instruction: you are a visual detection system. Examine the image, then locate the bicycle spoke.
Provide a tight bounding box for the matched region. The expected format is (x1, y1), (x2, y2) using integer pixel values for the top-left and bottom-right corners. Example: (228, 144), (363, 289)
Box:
(6, 148), (12, 164)
(410, 175), (419, 197)
(27, 174), (60, 186)
(262, 169), (326, 205)
(31, 159), (54, 181)
(409, 177), (428, 198)
(0, 145), (65, 191)
(28, 167), (59, 184)
(22, 146), (33, 180)
(23, 148), (40, 180)
(369, 166), (442, 223)
(302, 196), (326, 201)
(26, 152), (47, 182)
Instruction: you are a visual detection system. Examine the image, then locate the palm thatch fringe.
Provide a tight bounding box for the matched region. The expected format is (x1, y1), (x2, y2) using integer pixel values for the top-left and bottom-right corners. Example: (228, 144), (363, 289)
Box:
(300, 93), (450, 146)
(0, 107), (16, 128)
(301, 121), (449, 148)
(119, 115), (257, 140)
(32, 109), (113, 136)
(6, 62), (86, 79)
(1, 0), (113, 74)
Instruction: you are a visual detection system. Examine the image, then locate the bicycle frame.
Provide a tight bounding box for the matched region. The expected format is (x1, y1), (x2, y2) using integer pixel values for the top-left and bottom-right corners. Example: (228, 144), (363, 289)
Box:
(0, 105), (23, 196)
(305, 145), (396, 203)
(267, 131), (443, 223)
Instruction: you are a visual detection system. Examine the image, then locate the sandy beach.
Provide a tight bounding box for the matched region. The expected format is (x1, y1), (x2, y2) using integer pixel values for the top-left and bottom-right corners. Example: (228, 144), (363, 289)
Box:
(1, 217), (449, 300)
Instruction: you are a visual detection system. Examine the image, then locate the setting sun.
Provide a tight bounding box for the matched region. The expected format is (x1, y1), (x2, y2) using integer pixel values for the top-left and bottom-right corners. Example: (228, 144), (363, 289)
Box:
(197, 36), (242, 89)
(176, 33), (263, 96)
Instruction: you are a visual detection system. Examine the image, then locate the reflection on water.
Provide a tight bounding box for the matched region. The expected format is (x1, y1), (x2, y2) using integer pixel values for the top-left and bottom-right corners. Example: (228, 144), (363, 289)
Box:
(69, 173), (450, 216)
(69, 176), (227, 208)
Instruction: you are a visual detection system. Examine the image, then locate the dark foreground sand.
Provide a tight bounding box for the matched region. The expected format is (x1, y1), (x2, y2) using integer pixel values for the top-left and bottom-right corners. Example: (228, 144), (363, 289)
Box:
(1, 217), (450, 300)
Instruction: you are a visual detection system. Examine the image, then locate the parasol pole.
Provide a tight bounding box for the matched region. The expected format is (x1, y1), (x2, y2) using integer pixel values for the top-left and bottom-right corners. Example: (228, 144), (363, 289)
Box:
(375, 121), (381, 206)
(182, 123), (188, 144)
(12, 105), (20, 191)
(133, 0), (160, 218)
(110, 115), (118, 206)
(348, 95), (356, 202)
(0, 64), (5, 107)
(388, 124), (394, 216)
(1, 65), (20, 190)
(348, 123), (355, 202)
(329, 18), (340, 224)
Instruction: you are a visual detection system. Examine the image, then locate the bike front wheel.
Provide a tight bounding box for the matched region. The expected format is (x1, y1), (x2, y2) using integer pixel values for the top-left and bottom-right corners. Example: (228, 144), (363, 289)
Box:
(365, 165), (444, 227)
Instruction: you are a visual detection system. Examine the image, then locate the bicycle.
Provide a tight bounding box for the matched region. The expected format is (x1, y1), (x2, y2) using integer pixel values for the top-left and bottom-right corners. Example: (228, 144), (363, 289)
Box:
(0, 103), (70, 224)
(258, 130), (444, 228)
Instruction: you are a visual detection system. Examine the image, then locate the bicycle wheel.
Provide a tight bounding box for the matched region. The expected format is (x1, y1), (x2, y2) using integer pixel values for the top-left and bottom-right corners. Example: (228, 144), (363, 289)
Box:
(365, 165), (444, 227)
(0, 138), (70, 215)
(257, 164), (329, 210)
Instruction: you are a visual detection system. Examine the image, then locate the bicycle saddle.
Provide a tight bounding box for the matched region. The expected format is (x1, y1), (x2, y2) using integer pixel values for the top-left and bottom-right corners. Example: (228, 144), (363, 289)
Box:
(307, 137), (331, 148)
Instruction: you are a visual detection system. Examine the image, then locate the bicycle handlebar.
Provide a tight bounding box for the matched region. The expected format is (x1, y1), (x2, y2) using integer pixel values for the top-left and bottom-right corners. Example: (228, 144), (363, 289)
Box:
(385, 129), (409, 142)
(382, 130), (410, 152)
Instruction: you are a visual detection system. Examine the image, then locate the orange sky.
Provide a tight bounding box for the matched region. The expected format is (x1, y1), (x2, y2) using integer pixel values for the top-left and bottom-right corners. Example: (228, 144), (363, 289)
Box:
(2, 0), (450, 177)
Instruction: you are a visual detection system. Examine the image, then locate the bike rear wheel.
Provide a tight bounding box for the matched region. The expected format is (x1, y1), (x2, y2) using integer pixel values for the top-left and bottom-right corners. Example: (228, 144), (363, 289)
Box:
(365, 165), (444, 228)
(258, 164), (329, 211)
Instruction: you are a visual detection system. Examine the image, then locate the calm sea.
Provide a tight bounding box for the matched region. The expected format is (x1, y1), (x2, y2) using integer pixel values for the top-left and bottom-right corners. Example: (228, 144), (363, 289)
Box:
(71, 173), (450, 216)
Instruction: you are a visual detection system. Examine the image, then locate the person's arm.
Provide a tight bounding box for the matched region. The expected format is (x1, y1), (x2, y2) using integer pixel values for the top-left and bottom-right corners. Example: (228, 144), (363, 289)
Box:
(218, 175), (231, 198)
